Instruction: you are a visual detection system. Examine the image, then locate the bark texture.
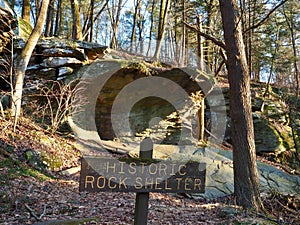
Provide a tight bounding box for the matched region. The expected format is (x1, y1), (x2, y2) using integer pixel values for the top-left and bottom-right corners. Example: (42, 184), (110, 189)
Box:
(219, 0), (262, 210)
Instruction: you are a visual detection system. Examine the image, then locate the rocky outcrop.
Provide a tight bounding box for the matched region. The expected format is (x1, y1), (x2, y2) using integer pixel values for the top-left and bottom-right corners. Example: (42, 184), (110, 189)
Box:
(72, 60), (215, 145)
(222, 82), (298, 160)
(13, 37), (108, 81)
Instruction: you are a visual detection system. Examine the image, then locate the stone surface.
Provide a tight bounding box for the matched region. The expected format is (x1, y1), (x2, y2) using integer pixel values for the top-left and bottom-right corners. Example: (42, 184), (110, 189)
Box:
(57, 67), (74, 78)
(42, 48), (88, 61)
(41, 57), (82, 68)
(135, 145), (300, 199)
(86, 61), (210, 143)
(253, 113), (286, 153)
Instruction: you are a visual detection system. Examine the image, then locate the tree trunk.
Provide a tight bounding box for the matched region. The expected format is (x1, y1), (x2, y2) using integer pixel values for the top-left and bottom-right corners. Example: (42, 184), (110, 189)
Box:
(130, 0), (141, 52)
(219, 0), (262, 210)
(22, 0), (31, 23)
(204, 0), (215, 70)
(196, 15), (204, 70)
(54, 0), (62, 36)
(12, 0), (50, 124)
(153, 0), (170, 60)
(71, 0), (83, 40)
(146, 0), (156, 57)
(45, 0), (55, 37)
(82, 0), (108, 40)
(283, 10), (299, 96)
(137, 1), (147, 54)
(107, 0), (123, 49)
(181, 0), (186, 66)
(89, 0), (94, 42)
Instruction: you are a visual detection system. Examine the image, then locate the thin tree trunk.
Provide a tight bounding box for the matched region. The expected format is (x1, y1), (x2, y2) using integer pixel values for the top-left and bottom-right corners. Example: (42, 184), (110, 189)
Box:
(71, 0), (83, 40)
(107, 0), (123, 49)
(204, 0), (215, 70)
(12, 0), (50, 125)
(196, 15), (204, 70)
(146, 0), (156, 57)
(283, 11), (299, 96)
(54, 0), (62, 36)
(89, 0), (94, 42)
(261, 24), (280, 111)
(137, 1), (147, 54)
(219, 0), (262, 211)
(181, 0), (186, 66)
(130, 0), (141, 52)
(153, 0), (170, 60)
(82, 0), (108, 40)
(45, 0), (55, 37)
(22, 0), (31, 23)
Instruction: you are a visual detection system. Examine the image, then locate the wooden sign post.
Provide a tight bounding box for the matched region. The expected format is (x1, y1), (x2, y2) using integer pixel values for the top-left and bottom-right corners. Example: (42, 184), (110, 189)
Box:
(134, 138), (153, 225)
(79, 138), (206, 224)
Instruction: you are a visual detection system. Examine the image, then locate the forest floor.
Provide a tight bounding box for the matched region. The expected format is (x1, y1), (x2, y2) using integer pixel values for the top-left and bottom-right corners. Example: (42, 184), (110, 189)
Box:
(0, 116), (299, 225)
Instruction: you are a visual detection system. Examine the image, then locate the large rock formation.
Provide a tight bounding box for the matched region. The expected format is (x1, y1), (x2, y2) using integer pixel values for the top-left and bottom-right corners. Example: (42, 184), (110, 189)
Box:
(13, 37), (107, 81)
(71, 60), (217, 146)
(14, 36), (298, 163)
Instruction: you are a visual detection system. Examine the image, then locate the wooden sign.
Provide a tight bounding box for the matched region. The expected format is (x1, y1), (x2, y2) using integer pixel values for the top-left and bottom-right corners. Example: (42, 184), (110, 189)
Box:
(79, 156), (206, 193)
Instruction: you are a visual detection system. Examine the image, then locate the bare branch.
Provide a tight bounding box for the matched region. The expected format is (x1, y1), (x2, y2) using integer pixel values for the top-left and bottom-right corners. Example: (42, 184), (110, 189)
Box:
(183, 21), (226, 50)
(245, 0), (289, 33)
(24, 204), (46, 221)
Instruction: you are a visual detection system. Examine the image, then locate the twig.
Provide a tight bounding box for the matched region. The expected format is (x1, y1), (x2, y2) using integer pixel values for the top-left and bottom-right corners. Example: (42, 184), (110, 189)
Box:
(254, 211), (281, 224)
(0, 100), (4, 118)
(24, 203), (46, 221)
(275, 199), (299, 214)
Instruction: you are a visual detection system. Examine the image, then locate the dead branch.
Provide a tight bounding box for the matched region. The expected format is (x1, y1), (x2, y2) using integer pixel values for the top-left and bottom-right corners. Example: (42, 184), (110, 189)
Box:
(24, 203), (46, 221)
(275, 199), (299, 214)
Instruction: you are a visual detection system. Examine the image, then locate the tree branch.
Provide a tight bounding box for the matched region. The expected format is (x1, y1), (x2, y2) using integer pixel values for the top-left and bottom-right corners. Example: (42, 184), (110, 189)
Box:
(245, 0), (289, 33)
(183, 21), (226, 50)
(24, 204), (46, 221)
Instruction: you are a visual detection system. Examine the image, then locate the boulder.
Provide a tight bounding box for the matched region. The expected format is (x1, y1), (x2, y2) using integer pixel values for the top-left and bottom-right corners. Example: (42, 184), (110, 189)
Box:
(253, 113), (286, 153)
